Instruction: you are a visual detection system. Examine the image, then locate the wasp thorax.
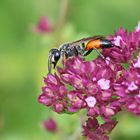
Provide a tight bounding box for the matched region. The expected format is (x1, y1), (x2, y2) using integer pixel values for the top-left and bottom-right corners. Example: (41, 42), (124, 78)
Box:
(59, 43), (69, 56)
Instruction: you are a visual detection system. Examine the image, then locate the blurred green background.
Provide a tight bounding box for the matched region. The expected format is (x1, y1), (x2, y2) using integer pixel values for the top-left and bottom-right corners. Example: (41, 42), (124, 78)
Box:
(0, 0), (140, 140)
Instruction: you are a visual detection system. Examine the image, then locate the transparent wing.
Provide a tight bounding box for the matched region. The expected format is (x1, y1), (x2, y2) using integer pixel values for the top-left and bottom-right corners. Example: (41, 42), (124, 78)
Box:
(69, 36), (106, 47)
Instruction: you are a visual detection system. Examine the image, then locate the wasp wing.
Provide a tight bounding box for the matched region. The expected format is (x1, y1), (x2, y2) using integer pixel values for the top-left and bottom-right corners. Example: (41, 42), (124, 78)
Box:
(69, 36), (106, 47)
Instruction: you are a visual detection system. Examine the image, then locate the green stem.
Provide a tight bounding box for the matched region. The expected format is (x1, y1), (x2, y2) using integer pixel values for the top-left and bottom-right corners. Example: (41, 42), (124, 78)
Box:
(56, 0), (69, 31)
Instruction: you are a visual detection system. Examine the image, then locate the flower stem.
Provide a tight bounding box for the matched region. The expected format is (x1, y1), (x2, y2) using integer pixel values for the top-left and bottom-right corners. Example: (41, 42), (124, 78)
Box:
(56, 0), (69, 30)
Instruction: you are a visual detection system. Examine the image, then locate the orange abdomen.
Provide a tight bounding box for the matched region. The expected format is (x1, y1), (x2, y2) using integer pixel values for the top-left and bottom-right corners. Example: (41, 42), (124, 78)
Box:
(86, 39), (102, 50)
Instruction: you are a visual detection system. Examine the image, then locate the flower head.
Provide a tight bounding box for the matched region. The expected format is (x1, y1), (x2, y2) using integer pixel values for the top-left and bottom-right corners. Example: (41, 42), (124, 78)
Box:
(39, 57), (123, 119)
(38, 22), (140, 139)
(103, 26), (140, 63)
(42, 118), (57, 132)
(82, 117), (118, 140)
(33, 16), (53, 33)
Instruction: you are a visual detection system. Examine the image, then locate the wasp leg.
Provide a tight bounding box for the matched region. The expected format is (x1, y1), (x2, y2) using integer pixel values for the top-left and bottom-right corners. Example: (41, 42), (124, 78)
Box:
(74, 46), (79, 56)
(48, 55), (52, 74)
(94, 48), (114, 64)
(93, 48), (105, 59)
(83, 49), (93, 56)
(63, 52), (68, 63)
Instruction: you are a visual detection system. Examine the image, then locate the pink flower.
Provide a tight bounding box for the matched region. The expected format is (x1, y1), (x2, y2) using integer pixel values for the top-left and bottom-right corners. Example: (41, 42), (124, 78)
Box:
(135, 21), (140, 32)
(114, 53), (140, 115)
(103, 27), (140, 63)
(43, 118), (57, 132)
(82, 117), (118, 140)
(133, 53), (140, 68)
(97, 78), (110, 90)
(85, 96), (96, 108)
(113, 35), (123, 46)
(127, 82), (138, 91)
(34, 16), (53, 33)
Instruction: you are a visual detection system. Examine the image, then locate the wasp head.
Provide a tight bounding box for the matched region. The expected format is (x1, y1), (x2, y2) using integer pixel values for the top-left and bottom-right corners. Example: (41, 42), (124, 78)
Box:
(48, 48), (60, 74)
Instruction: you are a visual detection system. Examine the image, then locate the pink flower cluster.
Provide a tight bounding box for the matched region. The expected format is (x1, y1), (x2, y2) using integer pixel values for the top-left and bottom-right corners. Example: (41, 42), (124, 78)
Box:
(83, 117), (117, 140)
(34, 16), (53, 33)
(38, 22), (140, 140)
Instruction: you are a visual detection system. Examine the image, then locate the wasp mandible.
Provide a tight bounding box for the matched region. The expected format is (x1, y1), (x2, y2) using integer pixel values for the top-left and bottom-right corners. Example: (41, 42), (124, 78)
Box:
(48, 36), (120, 74)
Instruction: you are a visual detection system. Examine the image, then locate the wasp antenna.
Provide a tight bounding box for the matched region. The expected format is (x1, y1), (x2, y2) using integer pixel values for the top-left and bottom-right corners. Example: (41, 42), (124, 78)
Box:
(48, 53), (52, 75)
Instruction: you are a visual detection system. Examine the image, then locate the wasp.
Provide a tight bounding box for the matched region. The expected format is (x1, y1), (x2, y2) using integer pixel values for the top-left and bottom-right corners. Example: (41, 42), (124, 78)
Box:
(48, 36), (120, 74)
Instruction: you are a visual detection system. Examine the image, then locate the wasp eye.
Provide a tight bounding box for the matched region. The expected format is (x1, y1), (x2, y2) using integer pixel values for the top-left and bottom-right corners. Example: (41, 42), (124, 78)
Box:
(54, 52), (60, 59)
(50, 49), (60, 68)
(53, 51), (60, 62)
(50, 49), (60, 61)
